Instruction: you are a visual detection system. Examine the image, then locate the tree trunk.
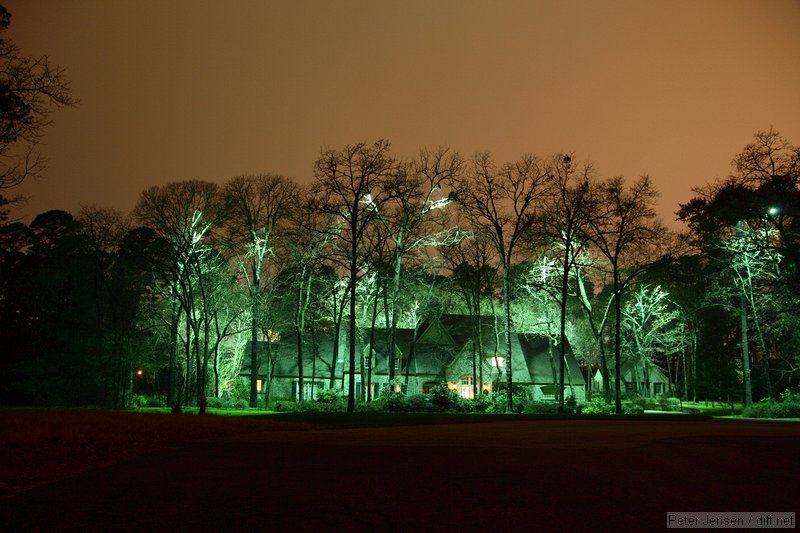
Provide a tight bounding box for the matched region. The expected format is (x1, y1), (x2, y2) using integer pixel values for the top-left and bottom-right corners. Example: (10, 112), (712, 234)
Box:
(388, 245), (402, 384)
(347, 218), (358, 412)
(249, 264), (260, 407)
(502, 261), (514, 413)
(558, 240), (570, 411)
(168, 298), (181, 409)
(613, 268), (622, 414)
(740, 291), (753, 406)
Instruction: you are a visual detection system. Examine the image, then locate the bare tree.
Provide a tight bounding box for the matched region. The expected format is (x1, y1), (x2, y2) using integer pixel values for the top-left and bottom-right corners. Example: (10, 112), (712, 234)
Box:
(222, 174), (298, 407)
(585, 176), (665, 413)
(0, 6), (77, 198)
(537, 153), (596, 410)
(442, 229), (497, 398)
(312, 140), (398, 411)
(372, 147), (463, 386)
(456, 152), (550, 412)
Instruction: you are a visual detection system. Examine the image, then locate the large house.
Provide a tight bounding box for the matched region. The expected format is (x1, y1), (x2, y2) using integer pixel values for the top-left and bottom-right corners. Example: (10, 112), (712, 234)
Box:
(592, 359), (671, 397)
(242, 314), (586, 403)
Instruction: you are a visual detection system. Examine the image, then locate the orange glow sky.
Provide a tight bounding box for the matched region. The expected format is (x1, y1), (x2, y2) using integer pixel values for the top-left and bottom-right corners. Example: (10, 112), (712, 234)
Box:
(7, 0), (800, 227)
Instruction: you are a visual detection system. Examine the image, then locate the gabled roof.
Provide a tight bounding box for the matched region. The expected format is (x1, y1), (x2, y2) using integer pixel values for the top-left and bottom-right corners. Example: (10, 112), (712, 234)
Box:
(518, 334), (585, 385)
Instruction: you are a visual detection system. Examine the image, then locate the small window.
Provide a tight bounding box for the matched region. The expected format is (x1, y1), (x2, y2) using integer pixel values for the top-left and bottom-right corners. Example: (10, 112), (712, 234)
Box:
(490, 356), (505, 368)
(256, 379), (263, 392)
(625, 382), (637, 393)
(653, 383), (664, 395)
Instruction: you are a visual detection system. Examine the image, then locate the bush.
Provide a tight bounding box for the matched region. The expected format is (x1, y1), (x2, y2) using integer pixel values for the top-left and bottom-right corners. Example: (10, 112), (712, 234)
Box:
(131, 394), (167, 409)
(522, 401), (559, 415)
(356, 398), (388, 412)
(427, 383), (464, 412)
(274, 398), (346, 412)
(743, 393), (800, 419)
(316, 388), (341, 404)
(780, 389), (800, 403)
(657, 395), (681, 412)
(486, 390), (527, 414)
(463, 394), (491, 413)
(402, 394), (432, 413)
(628, 394), (652, 411)
(380, 391), (407, 412)
(206, 396), (249, 409)
(581, 396), (615, 414)
(742, 400), (773, 419)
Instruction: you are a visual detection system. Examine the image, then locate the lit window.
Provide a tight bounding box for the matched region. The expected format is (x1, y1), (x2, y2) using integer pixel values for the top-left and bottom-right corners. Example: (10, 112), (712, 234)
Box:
(460, 376), (475, 399)
(490, 356), (505, 368)
(256, 379), (263, 392)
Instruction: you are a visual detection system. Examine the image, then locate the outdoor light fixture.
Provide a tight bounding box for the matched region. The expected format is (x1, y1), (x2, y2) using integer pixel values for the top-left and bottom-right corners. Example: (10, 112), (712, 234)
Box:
(768, 207), (779, 216)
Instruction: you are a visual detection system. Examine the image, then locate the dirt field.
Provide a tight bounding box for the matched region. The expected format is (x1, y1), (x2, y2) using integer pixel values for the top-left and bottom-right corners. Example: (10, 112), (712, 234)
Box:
(1, 411), (798, 532)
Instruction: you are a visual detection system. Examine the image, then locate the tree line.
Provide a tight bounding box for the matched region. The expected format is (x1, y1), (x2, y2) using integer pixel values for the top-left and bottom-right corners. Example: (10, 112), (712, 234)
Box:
(1, 131), (798, 413)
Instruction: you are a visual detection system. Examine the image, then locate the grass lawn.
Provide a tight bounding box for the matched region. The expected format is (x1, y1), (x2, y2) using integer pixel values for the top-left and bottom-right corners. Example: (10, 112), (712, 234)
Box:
(674, 400), (743, 416)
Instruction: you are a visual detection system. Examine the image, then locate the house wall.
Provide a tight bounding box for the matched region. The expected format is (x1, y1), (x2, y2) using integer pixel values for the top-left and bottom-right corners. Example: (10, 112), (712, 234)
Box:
(593, 365), (671, 397)
(528, 384), (586, 402)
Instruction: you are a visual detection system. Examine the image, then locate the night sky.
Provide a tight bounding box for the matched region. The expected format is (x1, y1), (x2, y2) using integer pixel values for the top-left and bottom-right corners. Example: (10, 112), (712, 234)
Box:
(7, 0), (800, 226)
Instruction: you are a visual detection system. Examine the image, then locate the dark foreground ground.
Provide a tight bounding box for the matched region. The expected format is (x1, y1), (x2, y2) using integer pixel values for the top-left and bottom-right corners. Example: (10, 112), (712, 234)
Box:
(1, 417), (798, 532)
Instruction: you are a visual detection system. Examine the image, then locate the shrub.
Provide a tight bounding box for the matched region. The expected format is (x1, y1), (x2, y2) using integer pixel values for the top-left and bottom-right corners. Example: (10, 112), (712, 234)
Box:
(522, 401), (559, 415)
(277, 399), (346, 412)
(316, 388), (341, 404)
(770, 401), (800, 418)
(402, 394), (431, 413)
(657, 395), (681, 412)
(463, 394), (491, 413)
(582, 396), (615, 414)
(356, 398), (387, 412)
(486, 390), (527, 414)
(780, 389), (800, 403)
(742, 400), (773, 418)
(427, 383), (463, 412)
(131, 394), (167, 409)
(205, 396), (248, 409)
(380, 391), (407, 412)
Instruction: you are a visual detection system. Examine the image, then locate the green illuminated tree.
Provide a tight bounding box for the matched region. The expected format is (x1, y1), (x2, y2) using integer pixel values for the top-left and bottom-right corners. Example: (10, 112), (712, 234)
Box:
(456, 152), (551, 412)
(679, 129), (800, 400)
(133, 180), (224, 410)
(621, 284), (687, 396)
(222, 173), (298, 407)
(312, 140), (398, 411)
